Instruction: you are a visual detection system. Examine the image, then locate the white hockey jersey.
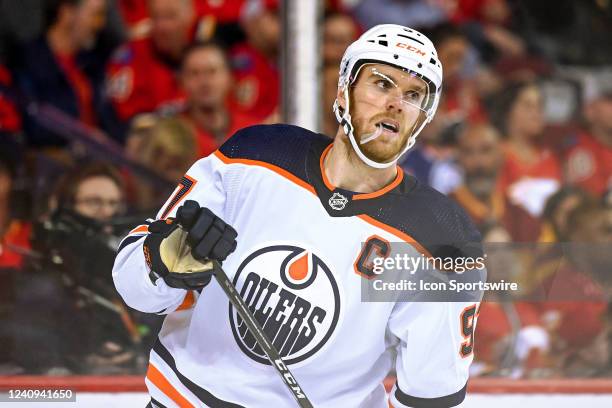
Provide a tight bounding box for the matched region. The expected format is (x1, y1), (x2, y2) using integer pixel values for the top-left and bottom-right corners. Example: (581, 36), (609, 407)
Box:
(113, 124), (483, 408)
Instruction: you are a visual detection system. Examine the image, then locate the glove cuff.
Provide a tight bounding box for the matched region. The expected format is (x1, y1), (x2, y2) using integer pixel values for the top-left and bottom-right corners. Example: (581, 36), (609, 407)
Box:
(164, 271), (214, 290)
(143, 231), (170, 285)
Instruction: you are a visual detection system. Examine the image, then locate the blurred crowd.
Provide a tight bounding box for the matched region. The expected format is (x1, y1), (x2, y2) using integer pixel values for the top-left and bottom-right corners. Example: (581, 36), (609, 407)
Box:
(0, 0), (611, 379)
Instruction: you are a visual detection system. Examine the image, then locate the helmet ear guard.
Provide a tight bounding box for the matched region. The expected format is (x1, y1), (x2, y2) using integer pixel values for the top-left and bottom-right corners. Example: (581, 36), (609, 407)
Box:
(332, 84), (354, 139)
(333, 24), (443, 169)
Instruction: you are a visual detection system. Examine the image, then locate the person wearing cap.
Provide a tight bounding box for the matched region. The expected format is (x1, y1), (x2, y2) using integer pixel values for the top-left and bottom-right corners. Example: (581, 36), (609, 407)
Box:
(114, 24), (483, 407)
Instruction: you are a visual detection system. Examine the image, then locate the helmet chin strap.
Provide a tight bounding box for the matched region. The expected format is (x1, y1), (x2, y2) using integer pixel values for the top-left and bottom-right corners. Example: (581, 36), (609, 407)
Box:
(333, 84), (427, 170)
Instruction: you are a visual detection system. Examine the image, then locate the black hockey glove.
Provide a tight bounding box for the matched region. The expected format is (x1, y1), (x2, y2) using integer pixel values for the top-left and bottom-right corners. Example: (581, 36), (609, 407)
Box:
(176, 200), (238, 262)
(142, 201), (237, 290)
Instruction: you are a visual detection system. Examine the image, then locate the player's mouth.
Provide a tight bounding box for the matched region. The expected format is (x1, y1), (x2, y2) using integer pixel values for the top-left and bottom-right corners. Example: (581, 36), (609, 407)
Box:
(376, 120), (400, 135)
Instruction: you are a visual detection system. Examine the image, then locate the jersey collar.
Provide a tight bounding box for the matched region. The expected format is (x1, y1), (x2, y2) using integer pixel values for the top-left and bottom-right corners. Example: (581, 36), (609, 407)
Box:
(319, 144), (404, 199)
(308, 141), (408, 217)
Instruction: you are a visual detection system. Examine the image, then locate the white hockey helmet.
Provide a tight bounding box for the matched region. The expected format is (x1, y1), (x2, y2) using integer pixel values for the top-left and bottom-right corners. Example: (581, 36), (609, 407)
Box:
(333, 24), (443, 169)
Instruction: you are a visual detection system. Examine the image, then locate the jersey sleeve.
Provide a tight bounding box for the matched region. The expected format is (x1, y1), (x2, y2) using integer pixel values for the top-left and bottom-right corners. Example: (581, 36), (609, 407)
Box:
(387, 197), (482, 407)
(388, 300), (478, 408)
(112, 153), (228, 314)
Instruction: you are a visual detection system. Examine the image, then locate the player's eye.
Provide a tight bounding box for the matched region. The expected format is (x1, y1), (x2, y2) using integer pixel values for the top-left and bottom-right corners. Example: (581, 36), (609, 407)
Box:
(404, 90), (422, 103)
(374, 79), (393, 90)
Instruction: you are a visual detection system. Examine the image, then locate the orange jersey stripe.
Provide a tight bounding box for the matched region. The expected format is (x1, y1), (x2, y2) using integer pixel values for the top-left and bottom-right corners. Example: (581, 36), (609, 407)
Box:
(146, 363), (195, 408)
(129, 224), (149, 235)
(319, 144), (335, 191)
(176, 291), (196, 311)
(353, 168), (404, 200)
(318, 143), (404, 200)
(213, 150), (316, 195)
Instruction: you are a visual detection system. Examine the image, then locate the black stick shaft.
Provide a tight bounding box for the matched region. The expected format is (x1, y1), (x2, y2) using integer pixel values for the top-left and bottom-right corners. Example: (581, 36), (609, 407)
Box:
(211, 260), (314, 408)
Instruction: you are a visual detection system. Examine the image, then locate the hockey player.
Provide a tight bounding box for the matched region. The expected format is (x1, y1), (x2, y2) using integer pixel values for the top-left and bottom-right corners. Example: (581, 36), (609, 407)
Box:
(113, 24), (483, 407)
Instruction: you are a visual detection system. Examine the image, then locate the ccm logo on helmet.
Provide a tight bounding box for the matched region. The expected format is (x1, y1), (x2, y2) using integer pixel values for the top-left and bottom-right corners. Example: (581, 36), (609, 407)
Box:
(396, 42), (426, 56)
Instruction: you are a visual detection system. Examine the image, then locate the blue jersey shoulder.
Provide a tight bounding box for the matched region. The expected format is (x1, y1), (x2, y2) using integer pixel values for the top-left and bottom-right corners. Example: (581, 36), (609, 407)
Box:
(219, 124), (330, 180)
(394, 178), (483, 259)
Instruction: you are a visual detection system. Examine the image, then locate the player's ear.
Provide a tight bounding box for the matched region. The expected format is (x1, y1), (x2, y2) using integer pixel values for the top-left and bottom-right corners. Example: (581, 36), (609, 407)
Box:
(336, 86), (346, 110)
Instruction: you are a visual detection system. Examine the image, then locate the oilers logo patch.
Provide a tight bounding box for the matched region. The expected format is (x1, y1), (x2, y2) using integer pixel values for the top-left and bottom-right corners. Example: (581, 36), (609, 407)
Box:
(229, 245), (341, 366)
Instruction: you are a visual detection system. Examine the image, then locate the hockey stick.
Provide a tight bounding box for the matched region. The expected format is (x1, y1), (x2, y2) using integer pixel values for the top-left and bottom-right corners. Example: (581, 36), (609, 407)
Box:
(210, 259), (314, 408)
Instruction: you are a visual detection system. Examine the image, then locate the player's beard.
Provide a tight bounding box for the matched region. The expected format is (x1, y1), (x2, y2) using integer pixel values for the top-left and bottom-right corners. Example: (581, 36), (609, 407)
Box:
(350, 112), (418, 164)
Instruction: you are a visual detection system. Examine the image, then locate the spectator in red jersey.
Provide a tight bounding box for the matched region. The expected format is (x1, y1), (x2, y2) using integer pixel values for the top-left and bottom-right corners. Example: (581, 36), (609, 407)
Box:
(449, 122), (541, 241)
(473, 223), (550, 377)
(564, 81), (612, 197)
(521, 189), (597, 322)
(539, 201), (612, 376)
(15, 0), (108, 147)
(179, 41), (259, 158)
(489, 81), (562, 219)
(229, 0), (280, 121)
(149, 0), (194, 62)
(520, 190), (599, 317)
(117, 0), (246, 41)
(106, 0), (196, 122)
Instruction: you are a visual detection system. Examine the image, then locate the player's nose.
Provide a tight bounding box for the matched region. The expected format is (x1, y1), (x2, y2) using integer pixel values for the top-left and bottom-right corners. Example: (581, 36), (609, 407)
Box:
(385, 97), (403, 114)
